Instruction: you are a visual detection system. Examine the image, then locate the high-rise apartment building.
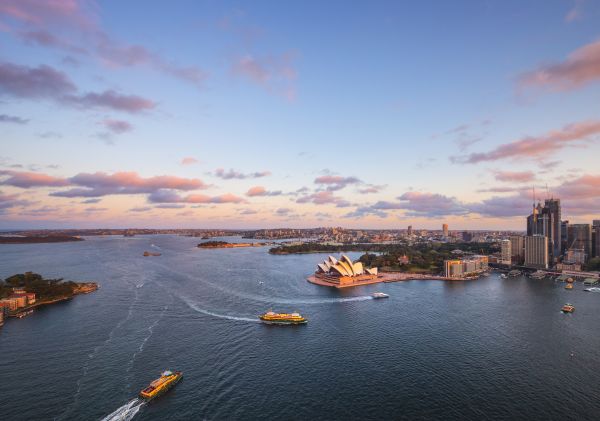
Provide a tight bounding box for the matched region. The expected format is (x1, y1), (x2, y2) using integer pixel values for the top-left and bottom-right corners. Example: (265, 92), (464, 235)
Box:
(524, 235), (549, 269)
(561, 220), (569, 255)
(544, 198), (561, 262)
(442, 223), (449, 237)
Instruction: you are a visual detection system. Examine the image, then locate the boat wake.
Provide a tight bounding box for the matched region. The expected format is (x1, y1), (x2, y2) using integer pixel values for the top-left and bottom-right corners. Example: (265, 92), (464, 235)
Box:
(179, 295), (260, 323)
(100, 398), (144, 421)
(275, 296), (373, 304)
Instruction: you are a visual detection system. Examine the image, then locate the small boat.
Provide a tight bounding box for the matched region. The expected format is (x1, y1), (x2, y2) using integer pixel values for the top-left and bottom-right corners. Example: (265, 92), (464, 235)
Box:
(584, 287), (600, 292)
(139, 371), (183, 401)
(500, 274), (508, 279)
(372, 292), (389, 299)
(529, 271), (546, 280)
(561, 303), (575, 313)
(565, 284), (573, 290)
(259, 311), (307, 325)
(14, 309), (34, 318)
(508, 270), (522, 277)
(143, 251), (161, 257)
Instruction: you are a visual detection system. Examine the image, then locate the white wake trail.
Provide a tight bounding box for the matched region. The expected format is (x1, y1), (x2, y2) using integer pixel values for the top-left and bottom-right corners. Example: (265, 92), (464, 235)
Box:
(100, 398), (144, 421)
(178, 295), (260, 323)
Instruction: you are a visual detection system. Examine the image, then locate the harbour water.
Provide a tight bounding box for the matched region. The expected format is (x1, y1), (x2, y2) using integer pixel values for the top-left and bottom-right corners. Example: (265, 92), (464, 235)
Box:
(1, 235), (600, 420)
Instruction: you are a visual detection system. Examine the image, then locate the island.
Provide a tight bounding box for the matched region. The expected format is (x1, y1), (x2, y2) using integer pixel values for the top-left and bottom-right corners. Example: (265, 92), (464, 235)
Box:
(0, 235), (84, 244)
(198, 240), (272, 249)
(0, 272), (98, 321)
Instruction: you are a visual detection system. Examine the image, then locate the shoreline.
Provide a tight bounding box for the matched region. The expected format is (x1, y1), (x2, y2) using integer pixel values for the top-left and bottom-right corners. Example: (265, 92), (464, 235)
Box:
(307, 272), (479, 288)
(9, 283), (98, 317)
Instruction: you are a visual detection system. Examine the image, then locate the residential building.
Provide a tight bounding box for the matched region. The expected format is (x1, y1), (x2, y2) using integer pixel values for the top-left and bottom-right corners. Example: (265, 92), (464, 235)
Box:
(525, 235), (549, 269)
(0, 298), (18, 312)
(442, 223), (449, 237)
(444, 255), (488, 278)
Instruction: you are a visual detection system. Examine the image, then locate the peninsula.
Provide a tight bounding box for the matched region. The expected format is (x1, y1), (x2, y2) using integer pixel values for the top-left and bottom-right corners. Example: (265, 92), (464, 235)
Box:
(0, 235), (84, 244)
(0, 272), (98, 321)
(198, 240), (271, 249)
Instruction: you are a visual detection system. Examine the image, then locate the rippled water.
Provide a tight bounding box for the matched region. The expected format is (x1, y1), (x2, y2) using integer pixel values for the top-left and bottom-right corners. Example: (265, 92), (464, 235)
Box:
(1, 235), (599, 420)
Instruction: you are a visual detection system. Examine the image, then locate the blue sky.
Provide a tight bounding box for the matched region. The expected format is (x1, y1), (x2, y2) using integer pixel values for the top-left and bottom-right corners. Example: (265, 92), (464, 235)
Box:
(1, 0), (600, 229)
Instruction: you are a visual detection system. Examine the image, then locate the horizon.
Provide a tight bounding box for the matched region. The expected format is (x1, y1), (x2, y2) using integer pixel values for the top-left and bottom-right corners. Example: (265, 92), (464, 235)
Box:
(2, 1), (600, 230)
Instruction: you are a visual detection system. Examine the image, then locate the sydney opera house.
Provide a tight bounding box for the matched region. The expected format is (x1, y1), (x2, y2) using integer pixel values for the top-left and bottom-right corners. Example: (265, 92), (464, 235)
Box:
(314, 255), (379, 286)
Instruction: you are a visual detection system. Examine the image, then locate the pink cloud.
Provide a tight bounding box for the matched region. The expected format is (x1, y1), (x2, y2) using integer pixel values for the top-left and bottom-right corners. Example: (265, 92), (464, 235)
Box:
(245, 186), (282, 197)
(149, 190), (245, 204)
(0, 170), (69, 187)
(453, 120), (600, 164)
(50, 171), (208, 197)
(181, 157), (199, 165)
(520, 39), (600, 91)
(0, 1), (207, 88)
(101, 119), (132, 134)
(493, 170), (535, 183)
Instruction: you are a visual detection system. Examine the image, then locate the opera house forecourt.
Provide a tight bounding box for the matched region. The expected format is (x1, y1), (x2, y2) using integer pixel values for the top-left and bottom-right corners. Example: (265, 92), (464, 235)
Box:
(308, 255), (379, 288)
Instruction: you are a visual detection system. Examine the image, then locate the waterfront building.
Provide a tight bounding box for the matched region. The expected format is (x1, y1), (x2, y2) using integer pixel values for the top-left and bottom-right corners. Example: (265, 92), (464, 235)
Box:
(556, 262), (582, 272)
(509, 235), (525, 265)
(0, 308), (3, 326)
(524, 235), (549, 269)
(0, 298), (18, 312)
(25, 293), (36, 304)
(442, 223), (449, 237)
(9, 294), (27, 308)
(444, 255), (488, 278)
(315, 255), (378, 286)
(567, 224), (592, 262)
(500, 239), (512, 265)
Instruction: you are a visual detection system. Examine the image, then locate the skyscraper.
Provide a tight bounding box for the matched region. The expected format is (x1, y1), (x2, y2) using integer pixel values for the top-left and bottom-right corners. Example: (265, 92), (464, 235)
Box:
(407, 225), (413, 236)
(525, 235), (549, 269)
(442, 223), (448, 237)
(561, 220), (569, 255)
(567, 224), (592, 262)
(510, 235), (525, 265)
(544, 198), (561, 262)
(593, 220), (600, 258)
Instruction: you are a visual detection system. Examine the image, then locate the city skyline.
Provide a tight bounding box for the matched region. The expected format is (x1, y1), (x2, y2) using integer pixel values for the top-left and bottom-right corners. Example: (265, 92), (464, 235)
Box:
(2, 1), (600, 230)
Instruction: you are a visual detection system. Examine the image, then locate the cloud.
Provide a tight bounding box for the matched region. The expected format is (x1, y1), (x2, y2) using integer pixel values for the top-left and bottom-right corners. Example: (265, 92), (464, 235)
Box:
(0, 114), (28, 124)
(81, 198), (101, 204)
(275, 207), (293, 216)
(0, 190), (33, 211)
(238, 208), (258, 215)
(155, 203), (186, 209)
(0, 62), (76, 98)
(181, 157), (199, 165)
(343, 206), (388, 219)
(452, 120), (600, 164)
(565, 0), (584, 23)
(84, 206), (107, 213)
(100, 119), (132, 134)
(148, 190), (245, 204)
(314, 175), (361, 191)
(0, 62), (155, 113)
(245, 185), (282, 197)
(296, 190), (351, 207)
(129, 206), (152, 213)
(519, 39), (600, 91)
(232, 52), (297, 100)
(358, 184), (385, 194)
(38, 131), (62, 138)
(47, 171), (208, 197)
(493, 170), (535, 183)
(1, 1), (207, 88)
(394, 192), (469, 217)
(0, 170), (69, 187)
(213, 168), (271, 180)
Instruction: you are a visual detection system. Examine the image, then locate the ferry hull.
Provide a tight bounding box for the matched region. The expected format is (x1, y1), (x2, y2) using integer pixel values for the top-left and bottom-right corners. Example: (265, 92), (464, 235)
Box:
(139, 373), (183, 401)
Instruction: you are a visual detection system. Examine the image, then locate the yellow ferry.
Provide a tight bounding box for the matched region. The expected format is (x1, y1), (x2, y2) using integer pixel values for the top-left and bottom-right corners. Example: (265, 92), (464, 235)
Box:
(139, 370), (183, 401)
(259, 311), (307, 325)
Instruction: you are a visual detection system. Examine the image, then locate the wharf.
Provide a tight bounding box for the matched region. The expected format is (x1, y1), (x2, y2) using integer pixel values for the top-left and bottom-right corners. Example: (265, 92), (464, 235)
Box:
(307, 272), (474, 288)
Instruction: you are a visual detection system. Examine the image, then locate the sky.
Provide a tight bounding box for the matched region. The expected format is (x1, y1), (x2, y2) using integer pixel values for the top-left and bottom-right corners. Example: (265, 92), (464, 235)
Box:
(1, 0), (600, 230)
